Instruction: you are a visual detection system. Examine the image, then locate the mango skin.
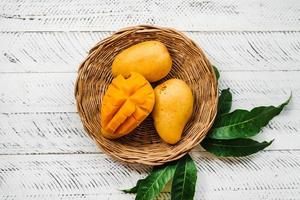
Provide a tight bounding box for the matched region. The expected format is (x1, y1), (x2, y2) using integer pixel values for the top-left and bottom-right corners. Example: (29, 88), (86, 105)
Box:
(152, 79), (194, 144)
(112, 41), (172, 82)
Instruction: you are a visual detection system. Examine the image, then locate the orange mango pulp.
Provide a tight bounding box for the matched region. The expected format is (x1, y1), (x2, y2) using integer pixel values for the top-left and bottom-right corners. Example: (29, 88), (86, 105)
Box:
(100, 72), (155, 139)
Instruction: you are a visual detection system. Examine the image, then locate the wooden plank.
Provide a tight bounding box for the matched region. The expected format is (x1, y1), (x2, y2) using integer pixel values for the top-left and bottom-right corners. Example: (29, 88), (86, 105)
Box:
(0, 71), (297, 113)
(0, 31), (300, 72)
(0, 0), (300, 31)
(1, 193), (138, 200)
(0, 73), (76, 112)
(2, 190), (300, 200)
(218, 71), (296, 111)
(0, 112), (98, 155)
(0, 70), (298, 154)
(0, 111), (299, 155)
(1, 151), (300, 199)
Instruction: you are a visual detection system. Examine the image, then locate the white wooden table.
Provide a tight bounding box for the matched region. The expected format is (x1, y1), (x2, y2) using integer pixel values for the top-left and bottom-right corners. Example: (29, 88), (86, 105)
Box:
(1, 0), (300, 199)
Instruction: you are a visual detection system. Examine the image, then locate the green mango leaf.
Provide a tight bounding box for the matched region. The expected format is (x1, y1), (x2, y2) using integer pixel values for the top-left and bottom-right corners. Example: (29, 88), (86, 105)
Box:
(123, 186), (138, 194)
(213, 65), (220, 80)
(123, 173), (173, 194)
(201, 138), (273, 157)
(122, 178), (145, 193)
(136, 162), (177, 200)
(171, 154), (197, 200)
(162, 179), (172, 192)
(209, 96), (290, 139)
(218, 88), (232, 115)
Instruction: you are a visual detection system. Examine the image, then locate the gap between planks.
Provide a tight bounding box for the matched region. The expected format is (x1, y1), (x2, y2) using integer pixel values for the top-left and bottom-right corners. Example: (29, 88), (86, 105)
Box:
(2, 69), (300, 75)
(0, 149), (300, 156)
(1, 30), (300, 33)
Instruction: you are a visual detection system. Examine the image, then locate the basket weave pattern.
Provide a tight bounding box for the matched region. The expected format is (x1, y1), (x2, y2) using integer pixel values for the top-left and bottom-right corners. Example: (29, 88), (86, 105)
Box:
(75, 25), (218, 165)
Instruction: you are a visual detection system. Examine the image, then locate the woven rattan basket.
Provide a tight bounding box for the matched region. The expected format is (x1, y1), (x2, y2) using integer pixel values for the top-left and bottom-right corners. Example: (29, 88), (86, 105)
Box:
(75, 25), (218, 166)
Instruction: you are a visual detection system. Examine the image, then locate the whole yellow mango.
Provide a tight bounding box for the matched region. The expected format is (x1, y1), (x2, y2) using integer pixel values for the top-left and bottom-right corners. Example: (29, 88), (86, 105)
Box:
(101, 72), (155, 139)
(112, 41), (172, 82)
(152, 79), (194, 144)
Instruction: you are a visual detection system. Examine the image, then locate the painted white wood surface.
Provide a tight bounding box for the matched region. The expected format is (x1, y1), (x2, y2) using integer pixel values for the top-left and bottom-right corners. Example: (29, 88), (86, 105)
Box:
(1, 0), (300, 199)
(0, 71), (297, 113)
(0, 0), (300, 31)
(0, 71), (298, 155)
(1, 151), (300, 199)
(0, 31), (299, 72)
(0, 110), (299, 155)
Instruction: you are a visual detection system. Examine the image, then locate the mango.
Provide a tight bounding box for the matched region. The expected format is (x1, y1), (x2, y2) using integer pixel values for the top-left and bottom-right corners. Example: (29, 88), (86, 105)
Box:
(101, 72), (155, 139)
(152, 79), (194, 144)
(112, 41), (172, 82)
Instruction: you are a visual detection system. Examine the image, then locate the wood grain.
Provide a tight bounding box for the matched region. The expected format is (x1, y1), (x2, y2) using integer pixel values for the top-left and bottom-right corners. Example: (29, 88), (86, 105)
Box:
(0, 71), (297, 113)
(0, 31), (299, 72)
(1, 0), (300, 198)
(0, 71), (298, 154)
(0, 0), (300, 31)
(0, 111), (299, 155)
(0, 112), (98, 155)
(1, 151), (299, 199)
(1, 193), (138, 200)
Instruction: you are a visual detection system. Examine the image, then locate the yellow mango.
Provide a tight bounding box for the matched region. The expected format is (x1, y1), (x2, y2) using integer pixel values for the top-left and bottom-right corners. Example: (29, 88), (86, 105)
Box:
(112, 41), (172, 82)
(152, 79), (194, 144)
(101, 72), (155, 139)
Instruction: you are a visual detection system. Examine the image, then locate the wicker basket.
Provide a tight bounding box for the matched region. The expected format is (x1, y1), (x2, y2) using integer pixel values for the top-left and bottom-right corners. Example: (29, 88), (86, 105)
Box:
(75, 25), (218, 166)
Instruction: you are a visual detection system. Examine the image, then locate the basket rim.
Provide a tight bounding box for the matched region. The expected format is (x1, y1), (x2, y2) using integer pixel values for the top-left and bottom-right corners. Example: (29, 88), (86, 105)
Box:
(74, 24), (218, 166)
